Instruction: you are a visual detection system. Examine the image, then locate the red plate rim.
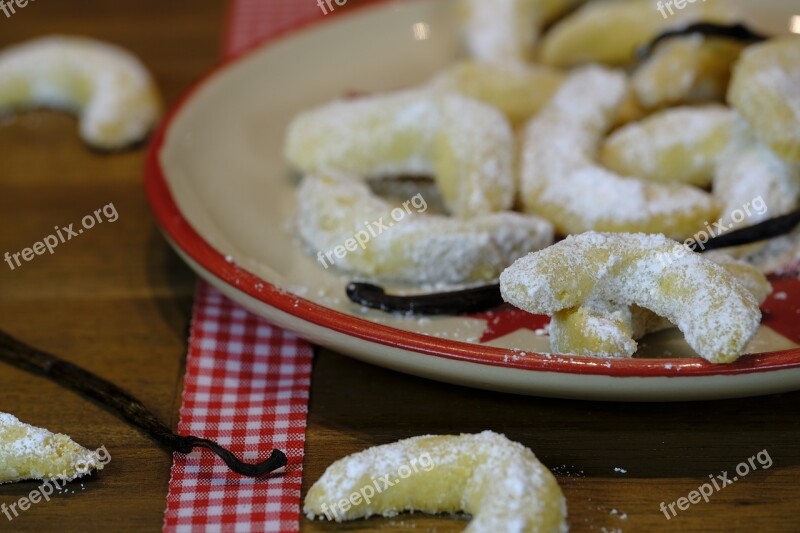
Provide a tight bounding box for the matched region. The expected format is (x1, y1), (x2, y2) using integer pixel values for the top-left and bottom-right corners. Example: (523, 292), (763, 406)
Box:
(144, 0), (800, 379)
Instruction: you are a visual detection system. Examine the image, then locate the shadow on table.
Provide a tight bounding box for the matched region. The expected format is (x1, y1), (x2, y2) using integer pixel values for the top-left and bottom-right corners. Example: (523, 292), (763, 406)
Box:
(307, 348), (800, 479)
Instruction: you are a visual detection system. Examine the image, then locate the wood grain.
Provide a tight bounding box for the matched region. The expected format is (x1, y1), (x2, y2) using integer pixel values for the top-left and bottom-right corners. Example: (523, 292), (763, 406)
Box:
(0, 2), (799, 532)
(0, 1), (222, 531)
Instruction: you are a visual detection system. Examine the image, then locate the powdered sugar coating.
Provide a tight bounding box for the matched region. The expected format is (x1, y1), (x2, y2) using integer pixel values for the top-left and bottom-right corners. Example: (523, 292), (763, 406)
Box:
(725, 225), (800, 274)
(0, 36), (161, 149)
(428, 60), (564, 126)
(285, 90), (516, 217)
(601, 105), (735, 187)
(634, 35), (706, 107)
(633, 35), (744, 109)
(304, 430), (568, 533)
(500, 232), (762, 363)
(297, 174), (553, 283)
(0, 412), (102, 484)
(462, 0), (584, 63)
(549, 253), (771, 359)
(728, 37), (800, 163)
(539, 0), (737, 67)
(551, 299), (638, 358)
(713, 116), (800, 230)
(519, 66), (719, 239)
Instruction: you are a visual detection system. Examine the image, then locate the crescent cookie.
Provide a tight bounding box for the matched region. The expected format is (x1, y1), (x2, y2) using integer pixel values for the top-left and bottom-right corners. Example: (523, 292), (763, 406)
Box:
(633, 36), (745, 109)
(462, 0), (586, 63)
(285, 90), (515, 217)
(304, 431), (568, 532)
(713, 117), (800, 231)
(1, 412), (104, 484)
(600, 105), (736, 187)
(519, 66), (719, 240)
(728, 37), (800, 164)
(548, 253), (772, 359)
(0, 36), (161, 150)
(297, 174), (553, 283)
(428, 61), (564, 126)
(538, 0), (736, 67)
(499, 232), (763, 364)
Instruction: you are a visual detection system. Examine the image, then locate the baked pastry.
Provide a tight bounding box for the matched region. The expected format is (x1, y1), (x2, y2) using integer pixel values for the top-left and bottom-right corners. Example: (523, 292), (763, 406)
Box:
(548, 252), (771, 359)
(285, 90), (515, 217)
(428, 61), (564, 126)
(538, 0), (735, 67)
(462, 0), (585, 63)
(713, 116), (800, 231)
(728, 37), (800, 163)
(0, 412), (103, 484)
(600, 105), (735, 187)
(519, 66), (719, 240)
(297, 173), (553, 283)
(633, 35), (745, 109)
(500, 232), (763, 363)
(0, 36), (161, 149)
(305, 431), (568, 532)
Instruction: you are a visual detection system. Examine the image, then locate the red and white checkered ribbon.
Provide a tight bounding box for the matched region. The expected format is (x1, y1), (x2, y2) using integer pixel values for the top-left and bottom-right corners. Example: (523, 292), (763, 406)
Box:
(162, 3), (325, 520)
(161, 2), (358, 530)
(224, 0), (328, 58)
(162, 280), (314, 532)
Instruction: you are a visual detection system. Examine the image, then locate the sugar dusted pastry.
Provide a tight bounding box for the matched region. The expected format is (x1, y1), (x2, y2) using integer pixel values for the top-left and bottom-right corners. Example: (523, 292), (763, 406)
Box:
(429, 61), (564, 126)
(500, 232), (762, 364)
(725, 226), (800, 275)
(549, 299), (640, 359)
(633, 36), (745, 109)
(285, 90), (515, 217)
(702, 252), (773, 304)
(548, 252), (772, 359)
(297, 174), (553, 283)
(462, 0), (585, 63)
(305, 431), (568, 532)
(728, 37), (800, 163)
(713, 117), (800, 231)
(519, 66), (719, 240)
(0, 36), (161, 149)
(539, 0), (736, 67)
(0, 412), (103, 484)
(600, 105), (735, 187)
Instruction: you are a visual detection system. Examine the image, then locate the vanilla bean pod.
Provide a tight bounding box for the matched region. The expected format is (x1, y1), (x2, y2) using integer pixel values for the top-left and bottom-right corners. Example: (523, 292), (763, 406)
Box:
(0, 331), (286, 477)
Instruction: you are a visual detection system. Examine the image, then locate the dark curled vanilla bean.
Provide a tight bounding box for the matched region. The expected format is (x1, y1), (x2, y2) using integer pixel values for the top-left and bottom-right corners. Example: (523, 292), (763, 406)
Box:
(347, 282), (503, 315)
(637, 22), (768, 60)
(348, 209), (800, 315)
(0, 331), (287, 477)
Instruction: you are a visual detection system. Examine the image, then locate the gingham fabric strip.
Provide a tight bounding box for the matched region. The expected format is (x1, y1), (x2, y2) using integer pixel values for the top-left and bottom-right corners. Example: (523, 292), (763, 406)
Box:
(225, 0), (329, 58)
(162, 2), (327, 530)
(163, 281), (314, 532)
(162, 2), (349, 530)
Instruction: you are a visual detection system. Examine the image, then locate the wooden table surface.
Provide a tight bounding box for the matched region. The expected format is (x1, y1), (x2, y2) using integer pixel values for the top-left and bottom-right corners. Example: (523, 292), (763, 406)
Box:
(0, 2), (798, 532)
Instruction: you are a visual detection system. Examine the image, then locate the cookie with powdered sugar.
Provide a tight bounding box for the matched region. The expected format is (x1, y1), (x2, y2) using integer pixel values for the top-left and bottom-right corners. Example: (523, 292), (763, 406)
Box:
(305, 431), (567, 532)
(0, 412), (104, 484)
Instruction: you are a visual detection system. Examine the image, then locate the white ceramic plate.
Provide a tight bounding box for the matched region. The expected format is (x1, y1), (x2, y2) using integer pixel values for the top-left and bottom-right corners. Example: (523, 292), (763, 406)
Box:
(146, 0), (800, 400)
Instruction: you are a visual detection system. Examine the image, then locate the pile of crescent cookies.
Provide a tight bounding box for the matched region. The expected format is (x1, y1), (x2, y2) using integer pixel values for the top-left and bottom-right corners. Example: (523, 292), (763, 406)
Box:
(291, 2), (797, 527)
(285, 0), (800, 370)
(0, 2), (797, 530)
